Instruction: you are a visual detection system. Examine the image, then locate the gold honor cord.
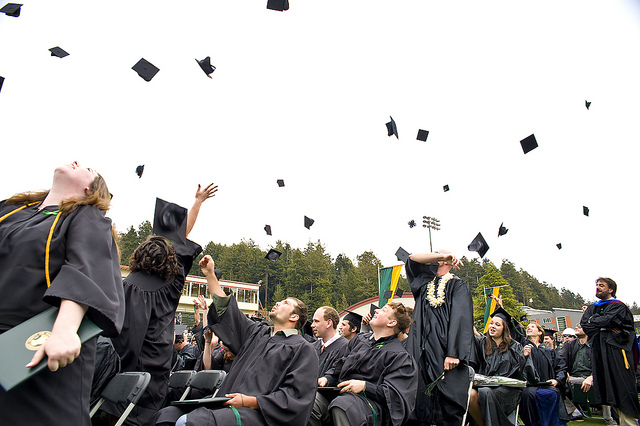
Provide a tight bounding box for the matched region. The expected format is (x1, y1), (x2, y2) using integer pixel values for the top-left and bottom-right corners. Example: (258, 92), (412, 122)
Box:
(0, 202), (60, 287)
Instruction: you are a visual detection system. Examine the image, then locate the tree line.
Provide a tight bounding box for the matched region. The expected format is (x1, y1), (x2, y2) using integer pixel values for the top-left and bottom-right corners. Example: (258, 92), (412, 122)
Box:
(118, 221), (637, 322)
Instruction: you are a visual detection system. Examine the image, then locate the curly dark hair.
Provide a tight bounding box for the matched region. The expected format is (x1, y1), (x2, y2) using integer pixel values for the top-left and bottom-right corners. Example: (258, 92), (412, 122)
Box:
(388, 302), (412, 335)
(129, 236), (180, 281)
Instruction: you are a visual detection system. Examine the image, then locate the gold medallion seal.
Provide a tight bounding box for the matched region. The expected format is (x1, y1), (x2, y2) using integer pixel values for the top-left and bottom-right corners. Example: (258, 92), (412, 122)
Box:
(25, 331), (51, 351)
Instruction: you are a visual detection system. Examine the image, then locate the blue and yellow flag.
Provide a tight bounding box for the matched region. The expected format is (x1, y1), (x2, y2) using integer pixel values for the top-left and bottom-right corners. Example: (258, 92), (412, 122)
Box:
(482, 287), (500, 333)
(379, 265), (403, 307)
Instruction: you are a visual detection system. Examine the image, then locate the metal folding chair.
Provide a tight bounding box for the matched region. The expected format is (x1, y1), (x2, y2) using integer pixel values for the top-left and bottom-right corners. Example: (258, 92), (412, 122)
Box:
(181, 369), (227, 400)
(89, 371), (151, 426)
(168, 370), (197, 401)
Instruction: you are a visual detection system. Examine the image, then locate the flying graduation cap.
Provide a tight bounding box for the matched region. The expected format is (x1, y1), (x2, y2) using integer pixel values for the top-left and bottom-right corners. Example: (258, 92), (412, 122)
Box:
(153, 198), (188, 247)
(408, 220), (416, 228)
(265, 248), (282, 262)
(135, 165), (144, 178)
(0, 3), (21, 17)
(417, 129), (429, 142)
(264, 224), (272, 236)
(443, 185), (450, 192)
(585, 100), (591, 110)
(267, 0), (289, 11)
(583, 206), (589, 216)
(304, 215), (314, 229)
(277, 179), (285, 187)
(0, 76), (4, 93)
(556, 243), (562, 250)
(520, 134), (538, 154)
(395, 246), (410, 263)
(386, 116), (398, 139)
(384, 287), (405, 300)
(369, 304), (379, 318)
(195, 56), (215, 78)
(132, 58), (159, 82)
(468, 232), (489, 258)
(498, 222), (508, 237)
(49, 46), (69, 58)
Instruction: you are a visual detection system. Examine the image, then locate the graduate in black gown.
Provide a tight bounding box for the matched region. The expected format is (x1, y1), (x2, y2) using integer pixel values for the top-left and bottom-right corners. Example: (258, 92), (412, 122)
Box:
(490, 296), (569, 426)
(581, 277), (640, 425)
(0, 161), (124, 426)
(102, 183), (216, 425)
(153, 254), (318, 426)
(311, 306), (349, 378)
(312, 302), (418, 426)
(405, 251), (474, 426)
(468, 308), (528, 426)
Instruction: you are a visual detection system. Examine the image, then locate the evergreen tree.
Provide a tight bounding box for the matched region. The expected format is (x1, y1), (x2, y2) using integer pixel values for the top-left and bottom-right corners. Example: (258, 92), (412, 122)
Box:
(472, 263), (526, 330)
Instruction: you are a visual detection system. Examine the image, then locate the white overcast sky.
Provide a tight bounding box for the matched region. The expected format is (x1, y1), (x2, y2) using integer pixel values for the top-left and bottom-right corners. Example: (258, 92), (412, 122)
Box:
(2, 0), (640, 305)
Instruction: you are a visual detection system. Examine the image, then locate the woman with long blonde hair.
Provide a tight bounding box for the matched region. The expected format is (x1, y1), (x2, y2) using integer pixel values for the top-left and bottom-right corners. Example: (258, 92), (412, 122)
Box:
(0, 161), (125, 425)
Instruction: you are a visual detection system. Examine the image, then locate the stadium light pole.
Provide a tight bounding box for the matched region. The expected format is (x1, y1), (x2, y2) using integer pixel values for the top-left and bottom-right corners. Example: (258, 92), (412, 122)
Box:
(422, 216), (441, 252)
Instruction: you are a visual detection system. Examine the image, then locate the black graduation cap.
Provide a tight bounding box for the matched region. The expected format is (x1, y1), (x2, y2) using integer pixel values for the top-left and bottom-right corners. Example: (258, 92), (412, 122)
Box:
(489, 307), (514, 332)
(135, 165), (144, 178)
(343, 310), (362, 330)
(264, 224), (272, 236)
(0, 76), (4, 93)
(395, 246), (410, 263)
(520, 134), (538, 154)
(49, 46), (69, 58)
(369, 304), (379, 318)
(583, 206), (589, 216)
(303, 320), (314, 337)
(195, 56), (215, 78)
(395, 288), (404, 298)
(417, 129), (429, 142)
(443, 185), (450, 192)
(132, 58), (159, 82)
(267, 0), (289, 11)
(585, 100), (591, 110)
(265, 248), (282, 262)
(386, 116), (398, 139)
(0, 3), (21, 17)
(543, 328), (556, 338)
(304, 215), (314, 229)
(153, 198), (188, 246)
(383, 290), (393, 299)
(277, 179), (285, 187)
(468, 232), (489, 258)
(498, 222), (508, 237)
(556, 243), (562, 250)
(408, 220), (416, 228)
(214, 269), (222, 280)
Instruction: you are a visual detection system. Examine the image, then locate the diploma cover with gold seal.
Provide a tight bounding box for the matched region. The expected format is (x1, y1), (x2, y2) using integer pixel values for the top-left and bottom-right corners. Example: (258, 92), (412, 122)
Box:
(0, 307), (102, 391)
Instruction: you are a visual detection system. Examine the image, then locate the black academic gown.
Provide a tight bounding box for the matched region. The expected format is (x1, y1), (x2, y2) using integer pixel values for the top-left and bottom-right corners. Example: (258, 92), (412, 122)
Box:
(581, 300), (640, 418)
(471, 336), (527, 426)
(510, 325), (569, 425)
(0, 202), (124, 426)
(153, 296), (319, 426)
(103, 240), (201, 426)
(405, 260), (474, 426)
(314, 334), (349, 378)
(323, 334), (418, 426)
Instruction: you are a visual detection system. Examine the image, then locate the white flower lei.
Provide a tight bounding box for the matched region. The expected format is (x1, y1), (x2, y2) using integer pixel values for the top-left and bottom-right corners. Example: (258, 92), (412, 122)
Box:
(426, 273), (454, 308)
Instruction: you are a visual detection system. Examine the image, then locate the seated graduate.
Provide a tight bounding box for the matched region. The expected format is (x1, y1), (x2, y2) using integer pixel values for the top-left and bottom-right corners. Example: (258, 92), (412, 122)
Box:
(339, 311), (363, 341)
(310, 302), (418, 426)
(493, 297), (569, 426)
(311, 306), (349, 378)
(152, 255), (318, 426)
(173, 327), (200, 371)
(468, 308), (528, 426)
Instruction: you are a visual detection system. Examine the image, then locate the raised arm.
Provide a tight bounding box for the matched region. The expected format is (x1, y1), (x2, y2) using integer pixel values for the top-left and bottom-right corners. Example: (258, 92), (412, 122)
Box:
(409, 251), (463, 269)
(186, 183), (218, 238)
(200, 255), (225, 298)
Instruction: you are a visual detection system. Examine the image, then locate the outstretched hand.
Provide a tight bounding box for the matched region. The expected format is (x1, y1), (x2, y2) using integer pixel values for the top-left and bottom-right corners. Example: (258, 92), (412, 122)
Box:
(195, 183), (218, 204)
(199, 255), (216, 277)
(490, 294), (504, 308)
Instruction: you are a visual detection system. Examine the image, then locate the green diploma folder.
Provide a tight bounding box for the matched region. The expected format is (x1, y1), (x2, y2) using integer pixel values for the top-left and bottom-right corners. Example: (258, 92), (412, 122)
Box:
(0, 307), (102, 391)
